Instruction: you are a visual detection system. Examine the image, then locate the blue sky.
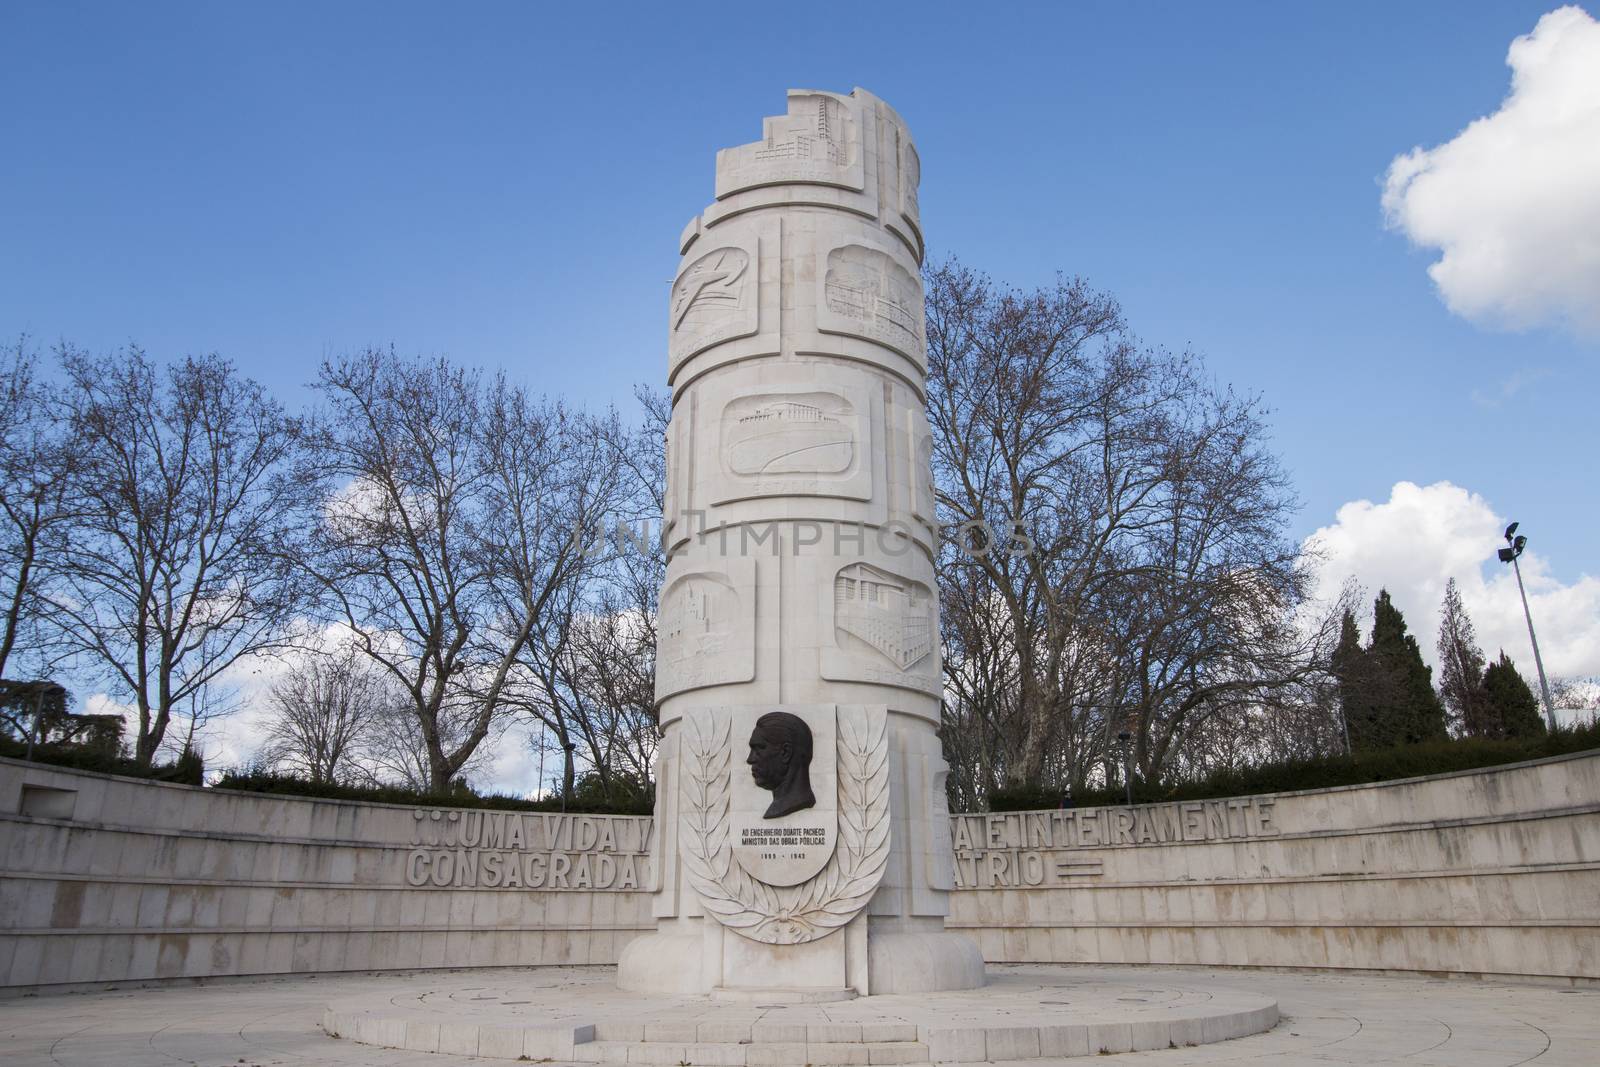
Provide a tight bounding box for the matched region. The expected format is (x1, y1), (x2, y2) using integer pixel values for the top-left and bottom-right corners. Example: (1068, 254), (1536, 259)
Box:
(3, 2), (1597, 693)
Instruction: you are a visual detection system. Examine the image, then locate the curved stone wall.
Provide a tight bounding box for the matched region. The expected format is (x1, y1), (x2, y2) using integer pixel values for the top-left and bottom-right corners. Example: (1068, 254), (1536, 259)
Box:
(947, 751), (1600, 984)
(0, 757), (654, 990)
(3, 750), (1597, 990)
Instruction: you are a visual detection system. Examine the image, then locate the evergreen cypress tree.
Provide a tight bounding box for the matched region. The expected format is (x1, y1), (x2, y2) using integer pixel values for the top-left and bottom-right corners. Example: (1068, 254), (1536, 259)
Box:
(1368, 589), (1449, 744)
(1479, 652), (1547, 739)
(1333, 610), (1381, 750)
(1436, 578), (1489, 737)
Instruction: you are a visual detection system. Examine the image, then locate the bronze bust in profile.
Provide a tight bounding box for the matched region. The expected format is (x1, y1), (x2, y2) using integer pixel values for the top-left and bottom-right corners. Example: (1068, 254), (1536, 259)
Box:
(746, 711), (816, 819)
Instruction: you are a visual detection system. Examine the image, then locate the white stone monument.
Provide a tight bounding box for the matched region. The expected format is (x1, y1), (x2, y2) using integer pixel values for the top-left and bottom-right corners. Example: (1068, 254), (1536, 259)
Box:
(618, 88), (985, 998)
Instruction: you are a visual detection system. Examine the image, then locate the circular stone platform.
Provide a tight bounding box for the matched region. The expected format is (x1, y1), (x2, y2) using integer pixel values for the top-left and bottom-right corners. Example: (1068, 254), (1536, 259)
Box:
(320, 965), (1279, 1063)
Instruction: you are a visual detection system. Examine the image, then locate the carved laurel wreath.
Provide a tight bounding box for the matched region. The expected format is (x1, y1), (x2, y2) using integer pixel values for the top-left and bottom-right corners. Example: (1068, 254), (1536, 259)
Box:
(680, 707), (890, 944)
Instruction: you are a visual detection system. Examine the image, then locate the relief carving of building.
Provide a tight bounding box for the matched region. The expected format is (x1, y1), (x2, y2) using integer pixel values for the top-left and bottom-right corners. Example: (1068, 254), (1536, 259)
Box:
(834, 562), (933, 671)
(725, 396), (854, 476)
(824, 244), (921, 347)
(751, 93), (851, 167)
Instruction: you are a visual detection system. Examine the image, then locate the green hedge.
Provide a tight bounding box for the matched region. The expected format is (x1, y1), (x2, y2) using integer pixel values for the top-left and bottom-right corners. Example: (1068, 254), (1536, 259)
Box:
(1, 740), (651, 814)
(987, 721), (1600, 811)
(0, 736), (203, 784)
(986, 783), (1068, 812)
(209, 769), (654, 815)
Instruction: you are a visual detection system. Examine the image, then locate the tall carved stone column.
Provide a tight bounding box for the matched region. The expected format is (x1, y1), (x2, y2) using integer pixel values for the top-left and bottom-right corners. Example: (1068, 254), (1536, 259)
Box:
(618, 88), (984, 998)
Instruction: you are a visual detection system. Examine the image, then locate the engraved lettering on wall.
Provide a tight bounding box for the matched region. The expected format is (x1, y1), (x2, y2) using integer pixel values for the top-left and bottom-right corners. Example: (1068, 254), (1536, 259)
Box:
(946, 800), (1281, 889)
(404, 811), (654, 891)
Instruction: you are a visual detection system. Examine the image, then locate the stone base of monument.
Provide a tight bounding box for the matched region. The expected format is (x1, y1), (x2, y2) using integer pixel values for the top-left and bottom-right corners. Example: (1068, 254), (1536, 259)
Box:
(710, 985), (859, 1003)
(616, 927), (987, 997)
(321, 964), (1279, 1063)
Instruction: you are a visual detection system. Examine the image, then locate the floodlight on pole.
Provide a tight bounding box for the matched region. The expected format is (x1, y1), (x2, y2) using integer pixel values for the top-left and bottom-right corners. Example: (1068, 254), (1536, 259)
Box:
(1497, 521), (1558, 732)
(561, 741), (577, 812)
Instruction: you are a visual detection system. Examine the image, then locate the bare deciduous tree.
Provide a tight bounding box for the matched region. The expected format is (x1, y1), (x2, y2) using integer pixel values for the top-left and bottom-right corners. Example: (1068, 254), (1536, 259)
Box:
(514, 388), (665, 803)
(260, 646), (396, 783)
(1551, 676), (1599, 726)
(45, 347), (310, 765)
(307, 349), (625, 791)
(1107, 390), (1335, 784)
(926, 259), (1338, 802)
(0, 339), (79, 682)
(927, 260), (1130, 795)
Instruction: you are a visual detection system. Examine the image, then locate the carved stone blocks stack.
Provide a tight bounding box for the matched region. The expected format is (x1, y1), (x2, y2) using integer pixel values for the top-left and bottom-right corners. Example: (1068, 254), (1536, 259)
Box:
(618, 88), (984, 997)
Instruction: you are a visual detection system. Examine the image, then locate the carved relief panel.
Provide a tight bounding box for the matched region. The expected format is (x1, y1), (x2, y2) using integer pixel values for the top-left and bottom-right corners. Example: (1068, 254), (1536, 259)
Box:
(901, 140), (921, 226)
(816, 240), (924, 362)
(831, 562), (935, 671)
(655, 554), (757, 702)
(715, 91), (866, 199)
(709, 379), (874, 506)
(674, 246), (748, 339)
(677, 704), (889, 945)
(913, 430), (935, 530)
(726, 705), (838, 887)
(669, 233), (760, 369)
(663, 402), (689, 546)
(874, 103), (923, 261)
(725, 393), (851, 479)
(819, 557), (941, 697)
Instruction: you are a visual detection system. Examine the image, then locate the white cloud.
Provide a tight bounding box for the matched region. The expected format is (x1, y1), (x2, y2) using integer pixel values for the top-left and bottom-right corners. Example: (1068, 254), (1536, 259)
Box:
(1469, 367), (1551, 408)
(76, 629), (551, 794)
(1305, 481), (1600, 701)
(1381, 6), (1600, 335)
(483, 720), (551, 798)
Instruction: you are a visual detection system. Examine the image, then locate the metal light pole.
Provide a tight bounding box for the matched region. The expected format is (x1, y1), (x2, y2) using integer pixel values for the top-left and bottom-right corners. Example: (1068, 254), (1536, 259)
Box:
(1116, 730), (1134, 806)
(560, 741), (577, 812)
(26, 688), (43, 760)
(8, 681), (66, 761)
(536, 724), (546, 800)
(1498, 522), (1558, 732)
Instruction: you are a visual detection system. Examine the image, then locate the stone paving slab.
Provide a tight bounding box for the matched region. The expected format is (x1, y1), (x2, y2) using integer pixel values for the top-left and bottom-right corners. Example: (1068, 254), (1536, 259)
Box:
(1, 964), (1597, 1066)
(320, 965), (1277, 1061)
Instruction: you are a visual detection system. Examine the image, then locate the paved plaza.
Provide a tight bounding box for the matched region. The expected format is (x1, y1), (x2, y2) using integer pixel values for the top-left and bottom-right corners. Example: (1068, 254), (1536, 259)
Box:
(320, 964), (1279, 1061)
(3, 964), (1597, 1066)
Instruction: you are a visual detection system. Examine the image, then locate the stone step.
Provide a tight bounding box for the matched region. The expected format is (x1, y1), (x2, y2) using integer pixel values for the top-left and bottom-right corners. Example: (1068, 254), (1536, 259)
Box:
(597, 1021), (921, 1044)
(570, 1039), (930, 1065)
(322, 969), (1281, 1062)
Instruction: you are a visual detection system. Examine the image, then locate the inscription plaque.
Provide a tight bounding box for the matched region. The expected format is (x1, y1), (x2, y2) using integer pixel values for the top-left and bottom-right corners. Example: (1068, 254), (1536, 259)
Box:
(728, 706), (837, 887)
